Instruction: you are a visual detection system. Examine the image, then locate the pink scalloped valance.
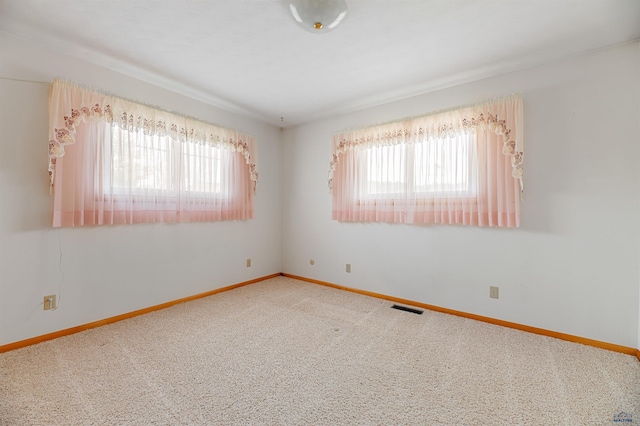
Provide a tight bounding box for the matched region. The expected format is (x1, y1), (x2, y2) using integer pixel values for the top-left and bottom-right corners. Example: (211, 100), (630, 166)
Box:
(329, 94), (523, 192)
(48, 79), (259, 194)
(48, 79), (259, 227)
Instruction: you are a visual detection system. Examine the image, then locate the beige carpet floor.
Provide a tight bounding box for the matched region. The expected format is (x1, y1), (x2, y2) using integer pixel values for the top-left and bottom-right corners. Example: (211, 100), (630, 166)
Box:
(1, 276), (639, 425)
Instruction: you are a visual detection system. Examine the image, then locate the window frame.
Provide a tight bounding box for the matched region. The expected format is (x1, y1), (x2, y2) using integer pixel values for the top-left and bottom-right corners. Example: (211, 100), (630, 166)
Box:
(360, 132), (478, 201)
(102, 123), (229, 203)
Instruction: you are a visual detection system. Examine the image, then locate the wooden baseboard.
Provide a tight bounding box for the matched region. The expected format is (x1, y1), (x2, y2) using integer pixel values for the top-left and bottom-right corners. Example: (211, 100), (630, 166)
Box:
(0, 273), (280, 354)
(281, 273), (639, 358)
(4, 272), (639, 360)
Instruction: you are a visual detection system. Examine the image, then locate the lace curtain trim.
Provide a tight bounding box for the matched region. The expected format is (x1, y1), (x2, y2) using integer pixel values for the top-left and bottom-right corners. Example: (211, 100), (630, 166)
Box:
(328, 94), (524, 192)
(48, 79), (259, 193)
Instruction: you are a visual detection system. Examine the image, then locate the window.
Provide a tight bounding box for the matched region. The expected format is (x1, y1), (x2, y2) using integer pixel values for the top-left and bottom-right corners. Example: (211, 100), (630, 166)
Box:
(108, 130), (225, 198)
(48, 79), (258, 227)
(365, 132), (476, 197)
(329, 95), (523, 227)
(413, 133), (476, 195)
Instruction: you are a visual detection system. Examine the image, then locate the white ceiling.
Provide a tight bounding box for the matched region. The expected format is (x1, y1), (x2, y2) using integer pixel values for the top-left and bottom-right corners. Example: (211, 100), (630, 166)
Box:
(1, 0), (639, 127)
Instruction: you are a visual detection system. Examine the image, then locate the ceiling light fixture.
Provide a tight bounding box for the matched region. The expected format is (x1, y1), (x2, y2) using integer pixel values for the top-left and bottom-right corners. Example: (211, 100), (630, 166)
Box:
(288, 0), (348, 34)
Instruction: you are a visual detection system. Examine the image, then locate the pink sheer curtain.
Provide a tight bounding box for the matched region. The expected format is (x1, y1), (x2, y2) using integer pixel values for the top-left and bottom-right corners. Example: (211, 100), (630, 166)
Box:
(48, 80), (258, 227)
(329, 95), (523, 227)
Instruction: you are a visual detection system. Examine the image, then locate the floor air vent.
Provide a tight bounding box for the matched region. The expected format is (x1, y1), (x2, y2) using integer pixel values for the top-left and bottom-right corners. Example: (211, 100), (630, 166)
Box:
(391, 304), (424, 315)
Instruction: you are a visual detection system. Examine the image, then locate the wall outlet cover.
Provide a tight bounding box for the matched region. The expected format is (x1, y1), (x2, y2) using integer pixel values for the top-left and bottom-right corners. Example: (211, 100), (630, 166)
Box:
(44, 295), (56, 310)
(489, 286), (499, 299)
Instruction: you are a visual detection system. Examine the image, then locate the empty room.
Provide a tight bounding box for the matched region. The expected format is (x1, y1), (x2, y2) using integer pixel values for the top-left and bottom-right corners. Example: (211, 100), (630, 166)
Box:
(1, 0), (639, 424)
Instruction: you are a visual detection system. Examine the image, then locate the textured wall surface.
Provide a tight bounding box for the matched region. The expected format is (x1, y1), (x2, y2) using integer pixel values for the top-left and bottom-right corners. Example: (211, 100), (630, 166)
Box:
(0, 33), (282, 346)
(1, 32), (639, 350)
(281, 42), (640, 348)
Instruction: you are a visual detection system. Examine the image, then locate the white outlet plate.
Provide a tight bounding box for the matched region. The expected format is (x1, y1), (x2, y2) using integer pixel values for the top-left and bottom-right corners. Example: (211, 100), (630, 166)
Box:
(489, 286), (499, 299)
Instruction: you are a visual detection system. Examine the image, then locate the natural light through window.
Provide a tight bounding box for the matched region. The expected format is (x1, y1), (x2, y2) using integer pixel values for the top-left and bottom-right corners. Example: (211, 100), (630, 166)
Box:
(365, 144), (407, 195)
(329, 94), (523, 227)
(48, 79), (258, 227)
(109, 130), (224, 197)
(365, 133), (476, 197)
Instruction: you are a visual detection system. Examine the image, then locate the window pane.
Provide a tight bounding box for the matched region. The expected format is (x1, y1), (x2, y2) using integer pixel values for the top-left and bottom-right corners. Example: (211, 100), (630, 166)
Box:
(108, 127), (227, 197)
(182, 143), (223, 194)
(366, 144), (406, 194)
(414, 133), (473, 193)
(111, 130), (174, 193)
(364, 133), (476, 197)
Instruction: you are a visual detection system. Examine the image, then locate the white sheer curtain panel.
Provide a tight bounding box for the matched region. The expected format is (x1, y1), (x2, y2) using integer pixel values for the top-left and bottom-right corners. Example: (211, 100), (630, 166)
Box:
(329, 95), (523, 227)
(48, 80), (258, 227)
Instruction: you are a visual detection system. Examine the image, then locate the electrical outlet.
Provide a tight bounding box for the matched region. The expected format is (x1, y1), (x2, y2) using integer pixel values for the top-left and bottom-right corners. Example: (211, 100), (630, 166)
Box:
(489, 286), (499, 299)
(44, 295), (56, 310)
(246, 259), (251, 268)
(346, 264), (351, 273)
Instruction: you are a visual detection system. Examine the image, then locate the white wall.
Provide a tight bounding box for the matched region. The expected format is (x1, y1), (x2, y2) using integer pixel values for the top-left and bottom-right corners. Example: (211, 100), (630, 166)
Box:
(0, 32), (282, 346)
(2, 31), (638, 351)
(282, 41), (640, 348)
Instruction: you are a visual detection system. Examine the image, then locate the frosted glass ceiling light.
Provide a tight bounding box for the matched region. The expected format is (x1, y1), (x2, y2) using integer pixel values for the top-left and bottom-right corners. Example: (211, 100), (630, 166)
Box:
(289, 0), (348, 33)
